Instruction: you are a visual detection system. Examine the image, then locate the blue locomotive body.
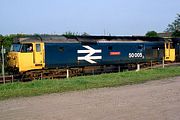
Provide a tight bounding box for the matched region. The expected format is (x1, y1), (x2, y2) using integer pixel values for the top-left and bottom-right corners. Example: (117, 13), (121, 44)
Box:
(44, 41), (164, 69)
(8, 35), (170, 73)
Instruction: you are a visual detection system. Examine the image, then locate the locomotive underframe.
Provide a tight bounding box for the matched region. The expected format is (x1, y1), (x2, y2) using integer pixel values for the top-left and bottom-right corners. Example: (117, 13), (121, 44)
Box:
(18, 61), (163, 81)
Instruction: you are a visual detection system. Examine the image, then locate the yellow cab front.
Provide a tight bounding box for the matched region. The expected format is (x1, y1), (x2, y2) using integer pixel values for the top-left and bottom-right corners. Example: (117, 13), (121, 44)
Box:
(8, 42), (45, 72)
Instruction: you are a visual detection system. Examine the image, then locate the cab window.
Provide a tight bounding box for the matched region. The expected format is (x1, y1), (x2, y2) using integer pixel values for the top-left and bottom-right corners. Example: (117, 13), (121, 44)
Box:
(10, 44), (21, 52)
(21, 44), (33, 52)
(36, 44), (41, 52)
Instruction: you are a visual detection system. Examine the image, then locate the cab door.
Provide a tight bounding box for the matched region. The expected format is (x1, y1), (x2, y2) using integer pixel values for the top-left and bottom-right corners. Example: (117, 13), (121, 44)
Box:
(33, 43), (44, 66)
(164, 42), (175, 62)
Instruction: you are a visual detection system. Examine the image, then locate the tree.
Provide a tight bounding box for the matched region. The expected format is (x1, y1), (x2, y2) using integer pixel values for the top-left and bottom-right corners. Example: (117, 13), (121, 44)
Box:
(0, 34), (3, 43)
(166, 14), (180, 37)
(172, 30), (180, 37)
(1, 34), (25, 51)
(145, 31), (158, 37)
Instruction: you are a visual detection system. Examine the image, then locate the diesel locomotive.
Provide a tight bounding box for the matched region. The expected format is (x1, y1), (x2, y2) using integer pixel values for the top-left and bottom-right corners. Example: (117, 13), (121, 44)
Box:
(7, 35), (180, 79)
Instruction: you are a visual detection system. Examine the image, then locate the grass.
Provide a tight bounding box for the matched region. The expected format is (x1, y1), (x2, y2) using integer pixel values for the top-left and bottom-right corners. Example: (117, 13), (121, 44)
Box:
(0, 66), (180, 100)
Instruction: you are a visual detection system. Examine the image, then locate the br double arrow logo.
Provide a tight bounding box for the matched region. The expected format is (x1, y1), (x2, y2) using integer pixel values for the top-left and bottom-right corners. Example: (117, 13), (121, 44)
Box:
(77, 46), (102, 64)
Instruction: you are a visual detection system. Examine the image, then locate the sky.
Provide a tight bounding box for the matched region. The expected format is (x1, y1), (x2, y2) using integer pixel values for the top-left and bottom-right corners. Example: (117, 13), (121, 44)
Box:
(0, 0), (180, 36)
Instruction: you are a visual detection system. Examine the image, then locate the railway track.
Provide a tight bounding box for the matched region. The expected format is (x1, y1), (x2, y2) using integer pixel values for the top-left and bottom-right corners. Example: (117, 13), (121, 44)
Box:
(0, 62), (180, 84)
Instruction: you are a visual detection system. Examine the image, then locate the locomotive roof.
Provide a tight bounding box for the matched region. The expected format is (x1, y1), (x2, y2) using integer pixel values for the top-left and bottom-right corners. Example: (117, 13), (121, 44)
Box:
(14, 35), (166, 43)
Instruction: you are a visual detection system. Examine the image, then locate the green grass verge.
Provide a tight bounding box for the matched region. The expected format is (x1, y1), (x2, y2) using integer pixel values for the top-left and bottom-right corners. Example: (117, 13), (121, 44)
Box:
(0, 66), (180, 100)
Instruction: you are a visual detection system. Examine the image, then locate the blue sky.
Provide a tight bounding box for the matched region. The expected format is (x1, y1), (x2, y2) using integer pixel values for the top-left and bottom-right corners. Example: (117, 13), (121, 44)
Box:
(0, 0), (180, 35)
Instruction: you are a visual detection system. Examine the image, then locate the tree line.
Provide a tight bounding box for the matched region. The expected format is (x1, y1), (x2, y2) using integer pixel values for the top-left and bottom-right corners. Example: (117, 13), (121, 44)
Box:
(146, 14), (180, 37)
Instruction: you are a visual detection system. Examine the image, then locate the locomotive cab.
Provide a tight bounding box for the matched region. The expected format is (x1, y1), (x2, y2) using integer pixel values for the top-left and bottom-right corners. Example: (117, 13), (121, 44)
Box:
(8, 42), (45, 72)
(164, 41), (175, 62)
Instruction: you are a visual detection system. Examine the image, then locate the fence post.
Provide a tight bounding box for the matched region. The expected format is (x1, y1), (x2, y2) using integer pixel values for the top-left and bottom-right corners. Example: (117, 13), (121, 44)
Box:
(118, 65), (121, 72)
(41, 73), (43, 80)
(162, 57), (165, 68)
(151, 60), (152, 69)
(136, 64), (140, 71)
(11, 75), (14, 83)
(1, 45), (5, 84)
(66, 69), (69, 78)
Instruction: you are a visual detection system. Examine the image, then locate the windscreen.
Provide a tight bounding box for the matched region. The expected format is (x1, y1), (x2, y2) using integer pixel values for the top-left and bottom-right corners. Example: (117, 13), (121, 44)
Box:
(10, 44), (21, 52)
